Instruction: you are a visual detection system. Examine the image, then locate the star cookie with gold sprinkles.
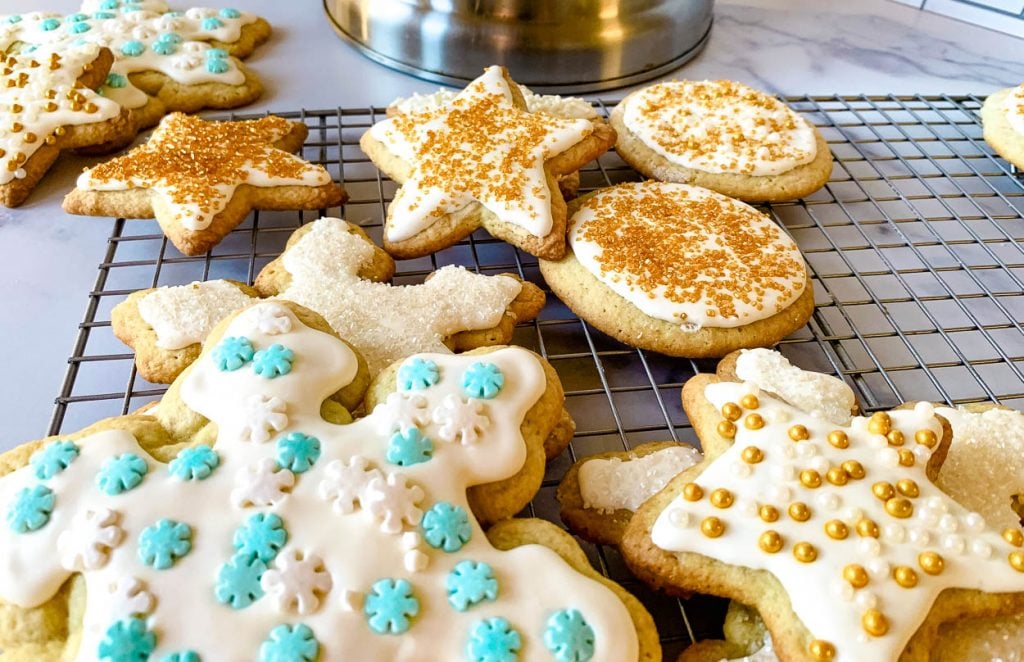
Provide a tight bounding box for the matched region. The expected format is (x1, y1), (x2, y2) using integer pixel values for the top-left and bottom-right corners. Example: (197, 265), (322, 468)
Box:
(0, 44), (131, 207)
(63, 112), (346, 256)
(622, 349), (1024, 661)
(360, 65), (617, 260)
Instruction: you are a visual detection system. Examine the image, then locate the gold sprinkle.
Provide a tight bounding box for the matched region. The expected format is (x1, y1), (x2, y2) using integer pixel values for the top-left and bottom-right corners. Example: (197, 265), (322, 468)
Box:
(799, 469), (822, 489)
(717, 420), (737, 439)
(885, 497), (913, 519)
(788, 424), (809, 442)
(701, 516), (725, 538)
(788, 502), (811, 522)
(682, 483), (703, 502)
(808, 640), (836, 661)
(827, 430), (849, 449)
(862, 609), (889, 637)
(740, 394), (760, 410)
(843, 564), (869, 588)
(886, 430), (905, 446)
(898, 449), (915, 467)
(740, 446), (763, 464)
(896, 479), (919, 498)
(915, 429), (938, 448)
(793, 541), (817, 563)
(758, 504), (779, 523)
(893, 565), (918, 588)
(744, 413), (764, 430)
(758, 530), (783, 553)
(709, 488), (733, 509)
(825, 519), (848, 540)
(856, 518), (880, 538)
(867, 412), (891, 435)
(841, 460), (865, 479)
(1010, 551), (1024, 572)
(872, 482), (895, 501)
(1003, 528), (1024, 548)
(721, 402), (742, 421)
(919, 551), (944, 575)
(826, 467), (848, 486)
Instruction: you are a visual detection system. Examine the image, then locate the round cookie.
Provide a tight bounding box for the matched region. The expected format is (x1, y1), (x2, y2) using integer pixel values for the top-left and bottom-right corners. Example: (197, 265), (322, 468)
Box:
(982, 85), (1024, 170)
(539, 182), (814, 358)
(611, 80), (832, 202)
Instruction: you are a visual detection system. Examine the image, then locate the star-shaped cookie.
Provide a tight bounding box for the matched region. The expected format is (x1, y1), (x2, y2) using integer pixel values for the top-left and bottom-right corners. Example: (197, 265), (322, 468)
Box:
(360, 66), (616, 260)
(63, 113), (346, 256)
(622, 351), (1024, 661)
(0, 44), (131, 207)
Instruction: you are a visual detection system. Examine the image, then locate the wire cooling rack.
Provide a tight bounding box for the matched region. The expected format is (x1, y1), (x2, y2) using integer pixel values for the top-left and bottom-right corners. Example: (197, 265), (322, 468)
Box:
(49, 95), (1024, 658)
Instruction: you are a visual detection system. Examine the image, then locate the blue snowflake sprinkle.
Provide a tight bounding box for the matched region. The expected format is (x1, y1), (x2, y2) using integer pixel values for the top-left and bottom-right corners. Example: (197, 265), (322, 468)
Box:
(158, 32), (183, 44)
(201, 17), (223, 29)
(152, 40), (177, 55)
(205, 47), (228, 59)
(386, 428), (433, 467)
(462, 362), (504, 399)
(98, 617), (155, 662)
(275, 432), (320, 473)
(30, 439), (79, 480)
(233, 512), (288, 562)
(119, 40), (145, 56)
(253, 344), (294, 379)
(104, 72), (127, 88)
(259, 624), (319, 662)
(40, 17), (60, 30)
(96, 453), (148, 495)
(212, 336), (254, 371)
(544, 609), (596, 662)
(160, 652), (200, 662)
(205, 58), (230, 74)
(365, 578), (419, 634)
(67, 12), (88, 21)
(398, 357), (439, 391)
(100, 0), (119, 8)
(93, 11), (116, 18)
(215, 553), (266, 609)
(67, 20), (91, 33)
(219, 8), (241, 18)
(168, 445), (219, 481)
(467, 617), (521, 662)
(7, 484), (55, 533)
(6, 15), (22, 24)
(422, 502), (472, 553)
(138, 518), (192, 569)
(447, 560), (498, 611)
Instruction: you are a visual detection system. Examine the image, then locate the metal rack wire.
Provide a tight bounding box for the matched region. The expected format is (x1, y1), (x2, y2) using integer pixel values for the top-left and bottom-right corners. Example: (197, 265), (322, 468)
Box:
(48, 95), (1024, 657)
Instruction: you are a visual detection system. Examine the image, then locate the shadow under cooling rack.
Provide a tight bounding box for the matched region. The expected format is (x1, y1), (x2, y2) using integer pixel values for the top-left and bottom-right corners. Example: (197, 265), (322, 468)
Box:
(48, 94), (1024, 657)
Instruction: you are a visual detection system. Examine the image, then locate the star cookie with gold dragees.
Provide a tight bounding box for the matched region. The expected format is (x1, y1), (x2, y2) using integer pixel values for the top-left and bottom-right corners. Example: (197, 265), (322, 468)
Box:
(360, 65), (617, 260)
(0, 44), (131, 207)
(63, 112), (346, 256)
(623, 357), (1024, 661)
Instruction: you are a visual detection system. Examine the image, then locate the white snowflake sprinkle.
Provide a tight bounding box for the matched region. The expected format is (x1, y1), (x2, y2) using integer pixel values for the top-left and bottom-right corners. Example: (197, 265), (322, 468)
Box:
(107, 577), (154, 620)
(363, 472), (425, 534)
(317, 455), (382, 515)
(261, 549), (333, 616)
(248, 303), (293, 336)
(374, 392), (430, 435)
(231, 458), (295, 508)
(431, 394), (490, 445)
(240, 394), (288, 444)
(57, 508), (125, 572)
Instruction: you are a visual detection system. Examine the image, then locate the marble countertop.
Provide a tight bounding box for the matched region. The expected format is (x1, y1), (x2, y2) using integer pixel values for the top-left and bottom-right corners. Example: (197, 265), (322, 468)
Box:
(1, 0), (1022, 449)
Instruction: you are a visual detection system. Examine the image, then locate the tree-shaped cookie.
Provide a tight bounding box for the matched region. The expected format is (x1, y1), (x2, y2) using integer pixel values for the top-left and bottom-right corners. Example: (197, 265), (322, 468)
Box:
(0, 44), (132, 206)
(360, 65), (617, 260)
(0, 301), (658, 659)
(63, 113), (346, 255)
(2, 2), (271, 152)
(112, 217), (544, 382)
(621, 349), (1024, 661)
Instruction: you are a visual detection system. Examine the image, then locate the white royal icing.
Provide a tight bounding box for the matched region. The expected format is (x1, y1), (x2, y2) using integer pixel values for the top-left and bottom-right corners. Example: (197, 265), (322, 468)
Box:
(569, 182), (807, 330)
(390, 85), (598, 120)
(0, 303), (638, 659)
(136, 217), (526, 375)
(579, 446), (703, 513)
(735, 349), (856, 426)
(1, 1), (258, 112)
(651, 382), (1024, 661)
(1004, 83), (1024, 136)
(0, 44), (122, 185)
(622, 80), (817, 176)
(936, 405), (1024, 532)
(369, 65), (595, 242)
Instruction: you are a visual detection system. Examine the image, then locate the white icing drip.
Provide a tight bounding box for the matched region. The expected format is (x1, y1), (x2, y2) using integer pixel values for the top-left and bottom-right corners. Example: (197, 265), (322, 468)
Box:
(390, 84), (598, 120)
(2, 2), (257, 111)
(1004, 84), (1024, 136)
(0, 305), (638, 659)
(936, 405), (1024, 532)
(0, 44), (122, 185)
(652, 384), (1024, 661)
(568, 182), (806, 329)
(138, 279), (256, 349)
(370, 66), (594, 242)
(622, 80), (817, 176)
(735, 349), (856, 425)
(578, 446), (703, 512)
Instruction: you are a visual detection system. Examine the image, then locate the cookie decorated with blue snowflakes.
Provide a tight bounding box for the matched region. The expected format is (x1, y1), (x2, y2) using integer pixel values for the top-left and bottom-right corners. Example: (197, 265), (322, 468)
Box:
(622, 348), (1024, 661)
(0, 300), (658, 660)
(0, 1), (271, 153)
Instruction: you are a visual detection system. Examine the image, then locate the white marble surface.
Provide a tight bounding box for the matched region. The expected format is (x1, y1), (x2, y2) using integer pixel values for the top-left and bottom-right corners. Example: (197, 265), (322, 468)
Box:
(1, 0), (1022, 449)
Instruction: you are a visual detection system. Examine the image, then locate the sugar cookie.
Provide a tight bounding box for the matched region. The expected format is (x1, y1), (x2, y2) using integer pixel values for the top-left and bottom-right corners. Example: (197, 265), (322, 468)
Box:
(982, 84), (1024, 170)
(539, 182), (814, 358)
(361, 65), (616, 260)
(63, 113), (345, 256)
(611, 80), (831, 202)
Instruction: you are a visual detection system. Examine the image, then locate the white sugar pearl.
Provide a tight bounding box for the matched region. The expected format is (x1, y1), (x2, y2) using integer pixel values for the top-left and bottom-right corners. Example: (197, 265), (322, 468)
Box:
(816, 492), (841, 512)
(843, 506), (864, 523)
(913, 445), (933, 463)
(13, 168), (25, 179)
(963, 512), (985, 533)
(867, 558), (890, 578)
(668, 508), (690, 528)
(941, 534), (965, 555)
(916, 508), (940, 528)
(767, 485), (792, 502)
(796, 442), (818, 458)
(732, 462), (753, 479)
(926, 496), (947, 513)
(855, 590), (879, 610)
(831, 578), (854, 601)
(738, 499), (758, 517)
(851, 417), (869, 431)
(882, 523), (906, 544)
(401, 532), (421, 551)
(971, 539), (993, 558)
(858, 537), (882, 557)
(908, 527), (930, 547)
(914, 402), (935, 418)
(767, 409), (790, 424)
(769, 464), (793, 481)
(783, 444), (796, 459)
(403, 549), (429, 573)
(939, 514), (959, 533)
(809, 456), (830, 474)
(866, 433), (888, 449)
(877, 447), (900, 467)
